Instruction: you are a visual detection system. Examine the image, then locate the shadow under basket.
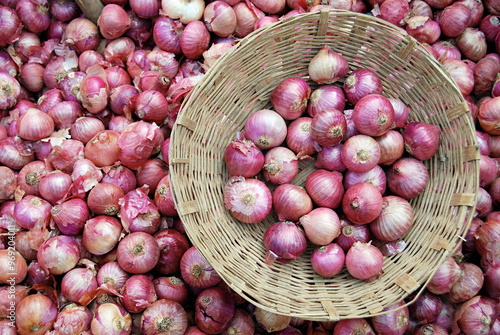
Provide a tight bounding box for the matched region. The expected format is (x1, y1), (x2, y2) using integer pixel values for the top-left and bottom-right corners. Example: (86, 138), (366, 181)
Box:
(169, 9), (479, 321)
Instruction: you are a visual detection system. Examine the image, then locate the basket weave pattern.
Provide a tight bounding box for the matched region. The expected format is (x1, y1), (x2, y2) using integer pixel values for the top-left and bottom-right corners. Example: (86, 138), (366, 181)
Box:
(170, 10), (479, 321)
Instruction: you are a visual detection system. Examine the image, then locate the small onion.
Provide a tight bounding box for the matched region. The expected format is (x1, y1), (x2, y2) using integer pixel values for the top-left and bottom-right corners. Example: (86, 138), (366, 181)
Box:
(370, 300), (409, 335)
(387, 157), (429, 199)
(141, 299), (189, 335)
(343, 68), (383, 105)
(311, 108), (347, 147)
(203, 1), (237, 37)
(83, 215), (123, 256)
(16, 294), (58, 335)
(403, 121), (440, 161)
(154, 229), (190, 275)
(308, 85), (346, 117)
(195, 287), (235, 334)
(299, 207), (341, 245)
(270, 77), (311, 120)
(263, 146), (299, 185)
(342, 182), (383, 225)
(61, 266), (99, 305)
(341, 135), (381, 173)
(98, 4), (131, 39)
(311, 243), (345, 278)
(305, 169), (344, 209)
(286, 117), (316, 155)
(308, 45), (349, 84)
(91, 303), (132, 335)
(426, 256), (462, 295)
(334, 318), (375, 335)
(121, 274), (157, 314)
(116, 232), (161, 274)
(352, 94), (395, 137)
(180, 246), (221, 289)
(224, 139), (265, 177)
(444, 262), (484, 303)
(369, 196), (414, 242)
(273, 184), (313, 222)
(243, 109), (287, 149)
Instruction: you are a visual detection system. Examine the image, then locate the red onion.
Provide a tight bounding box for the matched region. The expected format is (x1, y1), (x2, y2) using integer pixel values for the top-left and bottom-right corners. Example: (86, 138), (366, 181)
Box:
(117, 121), (164, 170)
(343, 69), (383, 106)
(480, 15), (500, 42)
(134, 90), (169, 123)
(0, 166), (16, 201)
(195, 287), (235, 334)
(48, 101), (83, 129)
(109, 115), (134, 134)
(91, 303), (132, 335)
(154, 276), (189, 305)
(14, 195), (51, 229)
(204, 1), (237, 37)
(105, 66), (131, 89)
(263, 147), (299, 184)
(263, 221), (307, 265)
(180, 246), (221, 289)
(315, 144), (346, 172)
(153, 16), (183, 55)
(474, 219), (500, 266)
(307, 85), (346, 117)
(478, 97), (500, 135)
(442, 59), (474, 97)
(270, 77), (311, 120)
(16, 107), (54, 141)
(48, 139), (84, 173)
(286, 117), (316, 155)
(71, 158), (103, 193)
(476, 186), (493, 218)
(305, 169), (344, 208)
(16, 0), (51, 33)
(300, 207), (341, 245)
(0, 73), (22, 110)
(251, 0), (286, 14)
(345, 241), (384, 281)
(437, 3), (471, 37)
(308, 45), (348, 85)
(409, 291), (443, 324)
(476, 130), (492, 156)
(455, 28), (487, 62)
(64, 18), (100, 54)
(154, 173), (177, 217)
(152, 230), (189, 275)
(79, 74), (109, 115)
(254, 307), (291, 332)
(336, 216), (371, 252)
(180, 20), (211, 59)
(147, 49), (179, 79)
(98, 4), (131, 39)
(224, 176), (272, 223)
(38, 170), (72, 205)
(37, 235), (80, 275)
(342, 182), (383, 224)
(387, 157), (429, 199)
(0, 137), (35, 170)
(403, 121), (440, 161)
(452, 296), (497, 335)
(50, 0), (80, 21)
(83, 215), (122, 256)
(161, 0), (205, 24)
(116, 232), (161, 274)
(137, 70), (171, 95)
(97, 261), (130, 290)
(427, 256), (462, 295)
(141, 299), (189, 335)
(374, 0), (410, 26)
(136, 158), (168, 193)
(480, 155), (497, 187)
(125, 9), (152, 47)
(61, 266), (98, 305)
(444, 262), (484, 303)
(130, 0), (160, 18)
(0, 250), (27, 284)
(0, 6), (22, 47)
(224, 139), (265, 178)
(483, 264), (500, 298)
(370, 300), (409, 335)
(221, 308), (255, 335)
(341, 135), (381, 173)
(311, 243), (345, 277)
(352, 94), (394, 137)
(333, 318), (375, 335)
(370, 195), (413, 241)
(16, 294), (58, 335)
(109, 84), (139, 116)
(119, 185), (161, 233)
(373, 131), (404, 166)
(254, 15), (279, 29)
(233, 2), (263, 37)
(71, 117), (106, 144)
(79, 50), (105, 72)
(87, 182), (124, 216)
(310, 108), (346, 147)
(53, 303), (92, 334)
(273, 183), (313, 222)
(406, 16), (441, 44)
(104, 37), (136, 67)
(121, 274), (157, 313)
(20, 63), (45, 93)
(102, 164), (137, 194)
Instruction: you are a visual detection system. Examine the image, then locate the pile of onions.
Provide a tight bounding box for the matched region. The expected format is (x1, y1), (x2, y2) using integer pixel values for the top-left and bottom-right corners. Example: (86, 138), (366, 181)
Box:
(0, 0), (499, 333)
(224, 51), (438, 282)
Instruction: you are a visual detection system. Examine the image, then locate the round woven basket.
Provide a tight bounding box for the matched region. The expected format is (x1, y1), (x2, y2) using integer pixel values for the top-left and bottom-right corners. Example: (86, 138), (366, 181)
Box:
(169, 9), (479, 321)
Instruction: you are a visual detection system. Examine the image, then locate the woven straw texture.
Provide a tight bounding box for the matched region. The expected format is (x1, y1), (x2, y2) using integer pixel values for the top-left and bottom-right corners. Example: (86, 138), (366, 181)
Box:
(169, 9), (479, 321)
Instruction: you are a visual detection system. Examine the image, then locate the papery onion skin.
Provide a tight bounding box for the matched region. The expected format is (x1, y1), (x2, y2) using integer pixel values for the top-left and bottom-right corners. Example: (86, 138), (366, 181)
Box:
(83, 215), (123, 256)
(444, 262), (484, 304)
(263, 146), (299, 184)
(116, 232), (161, 274)
(224, 139), (265, 178)
(37, 235), (81, 275)
(91, 303), (132, 335)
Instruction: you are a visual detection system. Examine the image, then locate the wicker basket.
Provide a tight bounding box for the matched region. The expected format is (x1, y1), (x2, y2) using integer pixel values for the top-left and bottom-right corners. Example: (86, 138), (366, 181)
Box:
(169, 9), (479, 321)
